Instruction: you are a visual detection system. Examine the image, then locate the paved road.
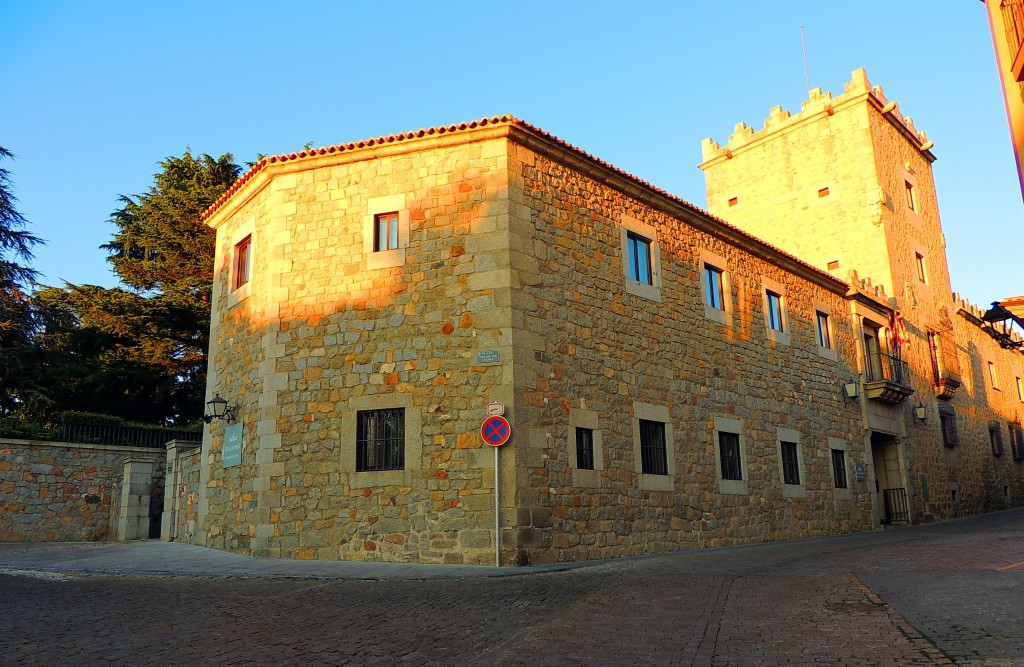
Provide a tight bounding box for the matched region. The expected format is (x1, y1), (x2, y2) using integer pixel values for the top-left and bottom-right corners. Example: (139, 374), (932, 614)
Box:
(2, 510), (1023, 666)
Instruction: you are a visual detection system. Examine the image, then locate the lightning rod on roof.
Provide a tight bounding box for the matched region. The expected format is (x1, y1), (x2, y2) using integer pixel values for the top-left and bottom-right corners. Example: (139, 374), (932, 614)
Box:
(800, 24), (810, 94)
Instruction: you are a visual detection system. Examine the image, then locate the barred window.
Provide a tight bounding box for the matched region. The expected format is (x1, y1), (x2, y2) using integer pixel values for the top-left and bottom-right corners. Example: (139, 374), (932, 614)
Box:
(639, 419), (667, 475)
(990, 422), (1005, 458)
(1010, 422), (1024, 462)
(939, 404), (959, 449)
(719, 431), (742, 481)
(356, 408), (405, 471)
(575, 427), (595, 471)
(831, 449), (848, 489)
(781, 441), (800, 485)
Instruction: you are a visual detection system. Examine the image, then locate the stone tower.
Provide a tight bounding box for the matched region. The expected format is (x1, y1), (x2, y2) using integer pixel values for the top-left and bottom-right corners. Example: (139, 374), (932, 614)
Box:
(699, 68), (951, 316)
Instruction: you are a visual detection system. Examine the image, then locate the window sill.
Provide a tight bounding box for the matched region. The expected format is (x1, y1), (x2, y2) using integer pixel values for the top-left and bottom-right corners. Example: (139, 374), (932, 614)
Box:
(833, 488), (852, 501)
(704, 305), (729, 325)
(782, 485), (806, 499)
(349, 469), (409, 489)
(625, 278), (661, 302)
(639, 473), (672, 491)
(228, 283), (252, 309)
(816, 346), (838, 361)
(573, 469), (601, 489)
(766, 328), (791, 346)
(719, 479), (747, 495)
(367, 248), (406, 271)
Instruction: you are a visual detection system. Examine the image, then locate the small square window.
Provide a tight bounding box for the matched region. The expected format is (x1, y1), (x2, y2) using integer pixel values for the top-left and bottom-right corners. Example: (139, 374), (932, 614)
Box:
(626, 232), (653, 285)
(374, 212), (400, 252)
(575, 427), (595, 471)
(915, 253), (927, 284)
(818, 187), (829, 198)
(905, 181), (917, 212)
(233, 235), (251, 290)
(705, 265), (725, 311)
(816, 311), (832, 349)
(766, 291), (784, 333)
(639, 419), (667, 475)
(356, 408), (405, 472)
(831, 449), (848, 489)
(827, 260), (840, 271)
(989, 362), (1000, 390)
(719, 432), (742, 481)
(781, 441), (800, 485)
(728, 196), (738, 207)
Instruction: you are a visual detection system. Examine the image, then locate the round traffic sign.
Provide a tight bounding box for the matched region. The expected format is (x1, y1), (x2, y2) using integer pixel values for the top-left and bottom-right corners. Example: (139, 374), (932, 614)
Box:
(480, 415), (511, 447)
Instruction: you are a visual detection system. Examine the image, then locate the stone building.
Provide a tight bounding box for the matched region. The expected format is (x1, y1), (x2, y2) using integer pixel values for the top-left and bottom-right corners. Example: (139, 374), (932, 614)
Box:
(177, 69), (1024, 565)
(983, 0), (1024, 200)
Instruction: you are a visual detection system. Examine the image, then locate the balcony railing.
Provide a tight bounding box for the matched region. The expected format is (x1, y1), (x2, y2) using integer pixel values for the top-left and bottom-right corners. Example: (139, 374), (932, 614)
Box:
(864, 351), (914, 404)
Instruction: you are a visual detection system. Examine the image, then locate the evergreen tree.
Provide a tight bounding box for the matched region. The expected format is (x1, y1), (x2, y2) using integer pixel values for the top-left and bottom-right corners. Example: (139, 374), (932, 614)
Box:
(38, 151), (240, 424)
(0, 147), (44, 415)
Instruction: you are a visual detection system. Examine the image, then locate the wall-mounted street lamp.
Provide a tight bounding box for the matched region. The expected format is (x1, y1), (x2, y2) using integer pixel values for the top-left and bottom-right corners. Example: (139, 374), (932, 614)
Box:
(203, 394), (236, 424)
(982, 302), (1024, 351)
(843, 381), (860, 401)
(913, 401), (928, 423)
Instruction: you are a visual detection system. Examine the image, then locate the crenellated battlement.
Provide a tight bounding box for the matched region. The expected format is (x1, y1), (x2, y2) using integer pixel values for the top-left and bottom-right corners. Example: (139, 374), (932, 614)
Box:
(701, 68), (933, 162)
(845, 269), (896, 310)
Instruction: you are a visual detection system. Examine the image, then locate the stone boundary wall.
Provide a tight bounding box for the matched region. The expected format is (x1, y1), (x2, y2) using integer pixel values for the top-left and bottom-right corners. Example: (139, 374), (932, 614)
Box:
(0, 438), (165, 542)
(162, 441), (202, 543)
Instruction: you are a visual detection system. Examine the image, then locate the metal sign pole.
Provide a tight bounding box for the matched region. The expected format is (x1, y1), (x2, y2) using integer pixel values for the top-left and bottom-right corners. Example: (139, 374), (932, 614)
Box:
(494, 445), (500, 567)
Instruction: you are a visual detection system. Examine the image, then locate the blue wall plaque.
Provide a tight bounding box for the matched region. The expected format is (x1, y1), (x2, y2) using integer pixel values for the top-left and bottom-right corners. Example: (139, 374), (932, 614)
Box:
(223, 422), (243, 468)
(476, 350), (501, 364)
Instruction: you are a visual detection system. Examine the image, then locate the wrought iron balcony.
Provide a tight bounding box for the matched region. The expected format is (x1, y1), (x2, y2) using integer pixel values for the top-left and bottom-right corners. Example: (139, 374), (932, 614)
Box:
(864, 351), (914, 404)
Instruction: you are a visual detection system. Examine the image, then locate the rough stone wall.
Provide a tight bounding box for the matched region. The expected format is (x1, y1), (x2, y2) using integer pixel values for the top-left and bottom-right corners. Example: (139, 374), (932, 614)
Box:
(171, 447), (202, 542)
(701, 71), (893, 292)
(0, 439), (164, 542)
(202, 134), (514, 564)
(507, 141), (874, 564)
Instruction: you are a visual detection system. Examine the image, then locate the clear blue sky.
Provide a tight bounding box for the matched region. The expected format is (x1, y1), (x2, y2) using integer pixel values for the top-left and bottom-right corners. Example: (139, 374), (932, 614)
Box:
(2, 1), (1021, 308)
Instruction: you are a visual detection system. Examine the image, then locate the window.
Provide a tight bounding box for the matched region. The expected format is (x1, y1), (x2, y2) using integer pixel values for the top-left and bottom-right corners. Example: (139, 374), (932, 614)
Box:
(374, 212), (400, 252)
(728, 196), (738, 207)
(575, 427), (595, 471)
(1011, 422), (1024, 461)
(939, 404), (959, 448)
(1017, 376), (1024, 402)
(818, 187), (829, 198)
(781, 441), (800, 485)
(989, 362), (1000, 390)
(356, 408), (405, 472)
(719, 432), (742, 481)
(905, 180), (916, 211)
(705, 265), (725, 311)
(766, 291), (784, 332)
(816, 311), (832, 349)
(626, 232), (652, 285)
(363, 194), (410, 270)
(831, 449), (848, 489)
(990, 422), (1005, 458)
(233, 235), (251, 290)
(827, 260), (840, 271)
(915, 253), (927, 284)
(639, 419), (667, 476)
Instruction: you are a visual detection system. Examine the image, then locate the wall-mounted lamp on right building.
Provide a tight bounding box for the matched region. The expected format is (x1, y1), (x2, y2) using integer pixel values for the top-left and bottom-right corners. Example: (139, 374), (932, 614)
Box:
(914, 401), (928, 423)
(203, 394), (236, 424)
(843, 382), (860, 401)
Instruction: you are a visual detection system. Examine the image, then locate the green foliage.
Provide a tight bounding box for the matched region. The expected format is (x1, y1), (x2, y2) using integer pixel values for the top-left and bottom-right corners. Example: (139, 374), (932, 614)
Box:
(30, 150), (240, 425)
(0, 146), (45, 417)
(0, 416), (57, 441)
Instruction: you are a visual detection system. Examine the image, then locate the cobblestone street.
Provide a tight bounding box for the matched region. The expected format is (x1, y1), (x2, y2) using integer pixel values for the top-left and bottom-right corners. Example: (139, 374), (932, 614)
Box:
(3, 510), (1023, 666)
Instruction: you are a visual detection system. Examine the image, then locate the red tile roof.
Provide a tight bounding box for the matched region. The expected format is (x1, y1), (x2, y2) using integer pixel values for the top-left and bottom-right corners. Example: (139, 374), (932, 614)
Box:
(201, 114), (844, 288)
